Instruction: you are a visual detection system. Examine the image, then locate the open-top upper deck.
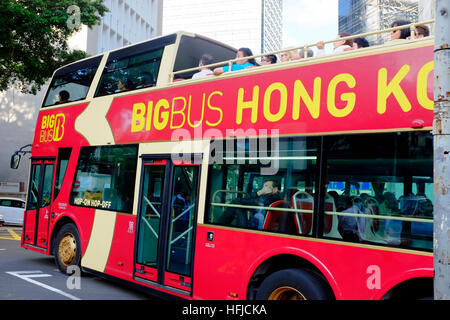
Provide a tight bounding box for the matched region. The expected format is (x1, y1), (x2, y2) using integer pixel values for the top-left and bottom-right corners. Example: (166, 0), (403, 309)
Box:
(35, 22), (435, 153)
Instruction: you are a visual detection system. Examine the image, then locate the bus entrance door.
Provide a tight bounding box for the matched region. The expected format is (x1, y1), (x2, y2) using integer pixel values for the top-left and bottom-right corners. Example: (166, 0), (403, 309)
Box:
(135, 157), (200, 295)
(23, 159), (55, 249)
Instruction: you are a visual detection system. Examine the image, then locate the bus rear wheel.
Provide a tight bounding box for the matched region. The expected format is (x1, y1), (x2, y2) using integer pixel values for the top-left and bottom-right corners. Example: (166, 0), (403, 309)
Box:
(256, 268), (332, 300)
(54, 223), (81, 274)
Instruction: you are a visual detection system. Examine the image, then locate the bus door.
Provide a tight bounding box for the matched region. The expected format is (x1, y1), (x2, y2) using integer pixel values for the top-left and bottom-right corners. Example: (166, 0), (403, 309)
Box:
(23, 158), (55, 248)
(135, 156), (200, 294)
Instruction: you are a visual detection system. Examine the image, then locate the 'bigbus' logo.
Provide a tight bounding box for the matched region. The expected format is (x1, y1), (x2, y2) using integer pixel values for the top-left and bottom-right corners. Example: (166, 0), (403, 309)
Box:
(40, 113), (65, 143)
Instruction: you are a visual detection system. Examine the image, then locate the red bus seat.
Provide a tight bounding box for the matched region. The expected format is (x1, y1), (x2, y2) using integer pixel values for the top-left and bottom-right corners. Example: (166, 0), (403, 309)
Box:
(263, 200), (299, 234)
(292, 192), (313, 235)
(324, 196), (335, 234)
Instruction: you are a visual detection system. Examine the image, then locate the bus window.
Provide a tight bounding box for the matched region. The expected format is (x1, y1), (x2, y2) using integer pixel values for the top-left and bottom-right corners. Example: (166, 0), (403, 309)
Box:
(323, 132), (433, 251)
(53, 148), (72, 201)
(69, 145), (138, 213)
(172, 35), (236, 80)
(207, 137), (318, 236)
(95, 47), (163, 97)
(42, 56), (102, 107)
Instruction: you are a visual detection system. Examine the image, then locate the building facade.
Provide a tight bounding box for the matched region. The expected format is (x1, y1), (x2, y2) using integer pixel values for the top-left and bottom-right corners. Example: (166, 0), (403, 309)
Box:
(338, 0), (419, 45)
(0, 0), (163, 198)
(162, 0), (283, 55)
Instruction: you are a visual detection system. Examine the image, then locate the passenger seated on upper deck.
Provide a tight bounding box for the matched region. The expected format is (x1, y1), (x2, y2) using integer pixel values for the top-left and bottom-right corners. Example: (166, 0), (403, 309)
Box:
(261, 54), (277, 65)
(280, 49), (300, 62)
(390, 20), (411, 40)
(56, 90), (70, 104)
(353, 37), (370, 49)
(316, 32), (354, 56)
(213, 47), (256, 75)
(192, 54), (214, 79)
(298, 48), (314, 58)
(412, 25), (430, 39)
(116, 79), (134, 92)
(136, 72), (154, 88)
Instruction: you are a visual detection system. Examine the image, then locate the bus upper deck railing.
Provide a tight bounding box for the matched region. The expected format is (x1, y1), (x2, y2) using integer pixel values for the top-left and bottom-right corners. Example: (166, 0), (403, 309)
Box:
(169, 19), (435, 83)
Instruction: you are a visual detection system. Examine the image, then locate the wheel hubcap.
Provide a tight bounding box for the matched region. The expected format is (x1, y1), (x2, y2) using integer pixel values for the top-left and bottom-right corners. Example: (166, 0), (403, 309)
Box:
(268, 286), (306, 300)
(58, 233), (76, 267)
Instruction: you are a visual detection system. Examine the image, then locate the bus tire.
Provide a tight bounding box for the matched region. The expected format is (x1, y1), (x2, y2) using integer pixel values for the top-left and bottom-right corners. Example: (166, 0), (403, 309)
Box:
(54, 223), (81, 275)
(255, 268), (332, 300)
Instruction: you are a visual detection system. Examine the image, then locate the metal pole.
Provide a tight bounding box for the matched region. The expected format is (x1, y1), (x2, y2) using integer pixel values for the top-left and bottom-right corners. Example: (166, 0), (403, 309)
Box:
(433, 0), (450, 300)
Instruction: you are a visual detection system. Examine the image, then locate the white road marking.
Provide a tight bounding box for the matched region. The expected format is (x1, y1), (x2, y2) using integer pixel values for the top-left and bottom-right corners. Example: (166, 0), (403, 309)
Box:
(6, 271), (81, 300)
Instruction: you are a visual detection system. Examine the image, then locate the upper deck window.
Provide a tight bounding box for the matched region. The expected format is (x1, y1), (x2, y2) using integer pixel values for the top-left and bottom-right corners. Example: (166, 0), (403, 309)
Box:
(173, 35), (236, 80)
(42, 56), (102, 108)
(94, 34), (176, 97)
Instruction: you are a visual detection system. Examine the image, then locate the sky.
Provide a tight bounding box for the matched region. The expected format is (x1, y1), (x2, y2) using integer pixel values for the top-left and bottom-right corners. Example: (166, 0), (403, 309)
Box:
(282, 0), (338, 53)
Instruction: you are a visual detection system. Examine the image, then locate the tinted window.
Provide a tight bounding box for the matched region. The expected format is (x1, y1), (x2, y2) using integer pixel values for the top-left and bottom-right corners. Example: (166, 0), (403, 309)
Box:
(43, 56), (102, 107)
(206, 137), (318, 235)
(70, 145), (138, 213)
(54, 148), (72, 200)
(323, 132), (433, 251)
(95, 47), (163, 97)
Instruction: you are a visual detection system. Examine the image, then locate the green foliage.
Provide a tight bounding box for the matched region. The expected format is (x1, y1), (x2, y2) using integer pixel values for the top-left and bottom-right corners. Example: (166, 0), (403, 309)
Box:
(0, 0), (108, 94)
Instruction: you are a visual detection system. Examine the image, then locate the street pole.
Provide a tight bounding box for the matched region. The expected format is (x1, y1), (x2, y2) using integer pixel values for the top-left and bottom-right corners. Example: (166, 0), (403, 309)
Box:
(433, 0), (450, 300)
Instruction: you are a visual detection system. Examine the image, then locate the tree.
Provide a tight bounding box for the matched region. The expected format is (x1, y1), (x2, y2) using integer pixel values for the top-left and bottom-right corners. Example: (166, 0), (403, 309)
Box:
(0, 0), (108, 94)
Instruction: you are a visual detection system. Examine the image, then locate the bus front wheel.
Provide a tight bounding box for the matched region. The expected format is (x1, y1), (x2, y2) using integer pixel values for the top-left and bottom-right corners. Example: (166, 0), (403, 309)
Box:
(54, 223), (81, 274)
(255, 268), (332, 300)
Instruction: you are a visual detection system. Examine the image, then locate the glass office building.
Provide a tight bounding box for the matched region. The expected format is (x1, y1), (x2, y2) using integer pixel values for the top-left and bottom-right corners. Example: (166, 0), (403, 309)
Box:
(339, 0), (418, 45)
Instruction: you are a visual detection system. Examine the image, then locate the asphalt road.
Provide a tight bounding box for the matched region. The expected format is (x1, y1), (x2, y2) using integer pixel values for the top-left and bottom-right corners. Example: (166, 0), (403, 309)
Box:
(0, 226), (154, 300)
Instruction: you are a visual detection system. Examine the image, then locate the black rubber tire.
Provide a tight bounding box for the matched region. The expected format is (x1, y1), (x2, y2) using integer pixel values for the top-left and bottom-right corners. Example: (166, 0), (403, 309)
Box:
(54, 223), (82, 274)
(256, 268), (332, 300)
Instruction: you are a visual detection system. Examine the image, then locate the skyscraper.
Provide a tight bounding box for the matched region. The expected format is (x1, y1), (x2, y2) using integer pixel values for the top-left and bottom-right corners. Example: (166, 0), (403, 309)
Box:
(338, 0), (418, 45)
(71, 0), (163, 55)
(162, 0), (283, 55)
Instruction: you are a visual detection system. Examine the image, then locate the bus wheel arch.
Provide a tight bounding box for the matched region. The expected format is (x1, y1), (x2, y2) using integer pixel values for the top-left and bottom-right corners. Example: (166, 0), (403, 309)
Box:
(381, 276), (434, 300)
(247, 253), (336, 300)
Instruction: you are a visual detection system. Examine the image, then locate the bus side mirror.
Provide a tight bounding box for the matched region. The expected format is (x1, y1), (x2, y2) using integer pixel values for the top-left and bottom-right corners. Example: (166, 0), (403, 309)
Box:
(11, 153), (21, 169)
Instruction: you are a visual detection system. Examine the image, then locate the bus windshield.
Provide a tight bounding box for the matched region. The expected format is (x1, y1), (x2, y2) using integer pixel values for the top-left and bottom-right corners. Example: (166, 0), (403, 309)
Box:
(42, 55), (102, 107)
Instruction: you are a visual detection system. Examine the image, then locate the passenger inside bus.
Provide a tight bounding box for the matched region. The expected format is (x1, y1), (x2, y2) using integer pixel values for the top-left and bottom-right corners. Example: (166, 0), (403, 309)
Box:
(217, 179), (282, 229)
(56, 90), (70, 104)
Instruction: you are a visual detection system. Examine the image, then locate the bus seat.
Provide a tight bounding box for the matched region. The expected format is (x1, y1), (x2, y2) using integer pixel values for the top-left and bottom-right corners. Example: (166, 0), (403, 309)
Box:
(263, 200), (298, 234)
(292, 191), (313, 235)
(324, 195), (336, 234)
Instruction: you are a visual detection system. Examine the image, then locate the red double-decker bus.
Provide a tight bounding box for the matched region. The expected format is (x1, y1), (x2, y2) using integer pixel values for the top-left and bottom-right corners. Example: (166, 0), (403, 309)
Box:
(15, 24), (434, 300)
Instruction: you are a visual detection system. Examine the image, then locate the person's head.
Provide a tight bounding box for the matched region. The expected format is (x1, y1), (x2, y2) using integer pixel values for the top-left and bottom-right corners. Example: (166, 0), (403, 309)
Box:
(383, 192), (398, 209)
(415, 25), (429, 38)
(263, 179), (280, 194)
(353, 37), (369, 49)
(280, 51), (291, 62)
(298, 48), (314, 58)
(391, 20), (411, 40)
(261, 54), (277, 65)
(199, 54), (213, 68)
(236, 47), (256, 65)
(334, 32), (353, 49)
(58, 90), (70, 102)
